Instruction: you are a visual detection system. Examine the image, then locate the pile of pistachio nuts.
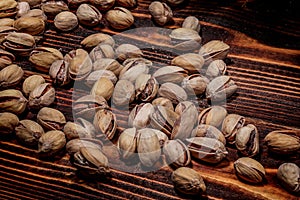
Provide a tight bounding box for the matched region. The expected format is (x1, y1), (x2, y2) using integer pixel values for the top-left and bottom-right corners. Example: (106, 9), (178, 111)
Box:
(0, 0), (299, 197)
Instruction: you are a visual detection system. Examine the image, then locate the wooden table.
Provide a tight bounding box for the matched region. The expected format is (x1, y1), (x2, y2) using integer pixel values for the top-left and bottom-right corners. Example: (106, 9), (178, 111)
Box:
(0, 0), (299, 199)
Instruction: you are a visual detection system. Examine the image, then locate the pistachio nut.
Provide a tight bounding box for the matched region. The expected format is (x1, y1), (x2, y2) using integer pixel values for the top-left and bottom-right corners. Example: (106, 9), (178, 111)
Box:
(37, 107), (66, 131)
(90, 77), (114, 101)
(169, 28), (202, 51)
(0, 64), (24, 88)
(68, 0), (89, 9)
(0, 112), (19, 135)
(29, 47), (63, 72)
(171, 167), (206, 195)
(92, 58), (123, 76)
(198, 106), (227, 128)
(277, 163), (300, 193)
(106, 7), (134, 30)
(152, 97), (174, 111)
(186, 137), (228, 163)
(235, 124), (259, 157)
(2, 32), (35, 56)
(112, 79), (135, 107)
(54, 11), (78, 31)
(163, 139), (191, 168)
(182, 16), (200, 32)
(117, 127), (138, 161)
(0, 89), (27, 114)
(174, 101), (194, 115)
(206, 75), (238, 102)
(19, 0), (42, 8)
(158, 82), (187, 104)
(28, 83), (55, 109)
(116, 0), (136, 8)
(76, 4), (102, 27)
(92, 0), (115, 11)
(153, 65), (188, 84)
(0, 26), (17, 43)
(41, 1), (69, 17)
(115, 44), (143, 62)
(171, 53), (204, 74)
(264, 129), (300, 154)
(119, 58), (151, 82)
(49, 59), (70, 86)
(0, 18), (14, 27)
(23, 9), (47, 22)
(75, 117), (97, 137)
(181, 74), (209, 95)
(81, 33), (115, 51)
(89, 44), (115, 62)
(0, 0), (18, 18)
(13, 16), (45, 35)
(205, 59), (227, 80)
(64, 121), (95, 141)
(66, 138), (102, 155)
(128, 103), (154, 129)
(15, 119), (44, 146)
(16, 2), (30, 18)
(151, 128), (169, 148)
(73, 94), (109, 120)
(65, 49), (92, 81)
(221, 114), (245, 144)
(191, 124), (226, 145)
(199, 40), (230, 63)
(234, 157), (266, 184)
(135, 74), (159, 102)
(38, 130), (66, 156)
(137, 128), (161, 167)
(149, 1), (173, 26)
(22, 75), (45, 97)
(93, 109), (117, 140)
(85, 69), (118, 88)
(0, 48), (15, 69)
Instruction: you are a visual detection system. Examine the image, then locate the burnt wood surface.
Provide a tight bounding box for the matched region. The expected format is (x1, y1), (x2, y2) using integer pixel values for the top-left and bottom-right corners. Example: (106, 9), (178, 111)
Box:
(0, 0), (300, 199)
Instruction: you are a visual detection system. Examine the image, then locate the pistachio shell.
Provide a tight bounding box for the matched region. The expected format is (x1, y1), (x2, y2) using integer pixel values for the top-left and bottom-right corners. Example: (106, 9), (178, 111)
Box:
(37, 107), (66, 131)
(81, 33), (115, 50)
(112, 79), (135, 107)
(152, 97), (174, 111)
(38, 130), (66, 156)
(191, 124), (226, 145)
(163, 139), (191, 168)
(135, 74), (159, 102)
(0, 89), (28, 114)
(93, 109), (117, 140)
(117, 127), (138, 161)
(90, 44), (115, 62)
(158, 82), (187, 104)
(182, 16), (200, 32)
(181, 74), (209, 95)
(28, 83), (55, 109)
(0, 112), (19, 135)
(171, 53), (204, 73)
(76, 4), (102, 27)
(198, 106), (228, 128)
(235, 124), (259, 157)
(0, 49), (15, 69)
(106, 7), (134, 30)
(22, 75), (45, 97)
(128, 103), (154, 129)
(115, 44), (143, 62)
(153, 65), (188, 84)
(149, 1), (173, 26)
(199, 40), (230, 62)
(222, 114), (245, 144)
(13, 17), (45, 35)
(277, 163), (300, 193)
(0, 64), (24, 88)
(66, 138), (102, 155)
(91, 77), (114, 101)
(0, 0), (18, 18)
(54, 11), (78, 31)
(15, 119), (44, 146)
(64, 121), (95, 140)
(92, 58), (122, 76)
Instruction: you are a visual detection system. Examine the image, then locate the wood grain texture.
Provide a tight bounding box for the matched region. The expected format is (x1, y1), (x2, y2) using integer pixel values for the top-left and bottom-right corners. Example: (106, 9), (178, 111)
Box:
(0, 0), (300, 199)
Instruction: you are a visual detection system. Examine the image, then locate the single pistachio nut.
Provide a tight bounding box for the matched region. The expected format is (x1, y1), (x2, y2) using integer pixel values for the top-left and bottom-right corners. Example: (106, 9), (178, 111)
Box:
(0, 49), (15, 69)
(28, 83), (55, 110)
(199, 40), (230, 63)
(64, 121), (95, 140)
(234, 157), (266, 184)
(0, 26), (17, 43)
(116, 0), (136, 8)
(277, 163), (300, 193)
(235, 124), (259, 157)
(112, 79), (135, 107)
(15, 119), (44, 146)
(41, 1), (69, 17)
(115, 44), (143, 63)
(191, 124), (226, 145)
(222, 114), (245, 144)
(2, 32), (36, 56)
(23, 9), (47, 22)
(38, 130), (66, 156)
(16, 2), (30, 18)
(171, 53), (204, 74)
(29, 47), (63, 72)
(90, 44), (115, 63)
(158, 82), (187, 104)
(163, 139), (191, 168)
(119, 58), (151, 82)
(66, 138), (102, 155)
(182, 16), (200, 32)
(49, 59), (70, 86)
(264, 130), (300, 154)
(22, 75), (45, 97)
(93, 109), (117, 140)
(153, 65), (188, 84)
(0, 64), (24, 88)
(181, 74), (209, 95)
(117, 127), (138, 161)
(92, 59), (122, 76)
(76, 4), (102, 27)
(106, 7), (134, 30)
(0, 18), (14, 27)
(85, 69), (118, 88)
(37, 107), (66, 131)
(152, 97), (174, 111)
(135, 74), (159, 102)
(169, 28), (201, 51)
(186, 137), (228, 163)
(198, 106), (228, 128)
(92, 0), (115, 11)
(171, 167), (206, 195)
(128, 103), (154, 129)
(149, 1), (173, 26)
(54, 11), (78, 31)
(91, 77), (114, 101)
(81, 33), (115, 51)
(205, 59), (227, 80)
(0, 89), (27, 114)
(13, 16), (45, 35)
(0, 112), (19, 135)
(0, 0), (18, 18)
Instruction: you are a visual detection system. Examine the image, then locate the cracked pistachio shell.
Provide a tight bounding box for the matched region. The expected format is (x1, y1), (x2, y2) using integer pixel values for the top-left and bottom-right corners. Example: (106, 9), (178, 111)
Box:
(112, 79), (135, 106)
(151, 128), (169, 148)
(222, 114), (245, 144)
(119, 58), (150, 82)
(128, 103), (154, 129)
(158, 82), (187, 104)
(137, 128), (161, 167)
(38, 130), (66, 156)
(91, 77), (114, 101)
(191, 124), (226, 145)
(81, 33), (115, 51)
(0, 49), (15, 69)
(171, 102), (198, 140)
(85, 70), (118, 88)
(64, 121), (95, 141)
(152, 97), (174, 111)
(49, 59), (70, 86)
(73, 94), (109, 120)
(41, 1), (69, 17)
(29, 47), (63, 72)
(235, 124), (259, 157)
(66, 138), (103, 155)
(277, 163), (300, 193)
(92, 0), (115, 11)
(149, 1), (173, 26)
(106, 7), (134, 30)
(171, 53), (204, 73)
(234, 157), (266, 184)
(0, 64), (24, 88)
(117, 127), (138, 161)
(163, 139), (191, 168)
(199, 40), (230, 63)
(16, 2), (30, 18)
(181, 74), (209, 95)
(135, 74), (159, 102)
(205, 59), (227, 80)
(93, 109), (117, 140)
(13, 16), (45, 35)
(54, 11), (78, 31)
(23, 9), (47, 22)
(22, 75), (45, 97)
(0, 112), (19, 135)
(93, 58), (122, 76)
(198, 106), (228, 128)
(182, 16), (200, 32)
(0, 26), (17, 43)
(264, 130), (300, 154)
(0, 89), (27, 114)
(0, 18), (14, 27)
(90, 44), (115, 62)
(37, 107), (66, 131)
(29, 83), (55, 109)
(169, 28), (202, 51)
(76, 4), (102, 27)
(171, 167), (206, 195)
(115, 44), (143, 62)
(186, 137), (228, 163)
(153, 65), (188, 84)
(116, 0), (136, 8)
(2, 32), (35, 56)
(206, 75), (238, 102)
(15, 119), (44, 146)
(0, 0), (18, 18)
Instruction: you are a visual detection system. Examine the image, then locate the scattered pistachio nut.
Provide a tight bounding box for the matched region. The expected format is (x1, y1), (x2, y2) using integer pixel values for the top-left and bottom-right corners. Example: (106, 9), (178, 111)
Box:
(85, 70), (118, 88)
(92, 0), (115, 11)
(158, 82), (187, 104)
(37, 107), (66, 131)
(41, 1), (69, 17)
(38, 130), (66, 157)
(28, 83), (55, 110)
(149, 1), (173, 26)
(2, 32), (36, 56)
(91, 77), (114, 101)
(191, 124), (226, 145)
(115, 44), (143, 63)
(128, 103), (154, 129)
(0, 26), (17, 43)
(152, 97), (174, 112)
(0, 49), (15, 69)
(93, 108), (117, 140)
(0, 89), (28, 114)
(119, 58), (151, 82)
(66, 138), (102, 155)
(54, 11), (78, 31)
(205, 59), (227, 80)
(153, 65), (188, 84)
(181, 74), (209, 95)
(0, 112), (19, 135)
(199, 40), (230, 63)
(106, 7), (134, 30)
(92, 60), (122, 77)
(0, 18), (15, 27)
(0, 64), (24, 88)
(198, 106), (228, 128)
(81, 33), (115, 51)
(64, 121), (95, 140)
(13, 16), (45, 35)
(117, 127), (138, 161)
(15, 119), (44, 146)
(23, 9), (47, 22)
(90, 44), (115, 62)
(171, 53), (204, 74)
(16, 2), (30, 18)
(182, 16), (200, 32)
(169, 28), (202, 51)
(235, 124), (259, 157)
(76, 4), (102, 27)
(49, 59), (70, 86)
(135, 74), (159, 102)
(277, 163), (300, 193)
(163, 139), (191, 168)
(222, 113), (245, 144)
(112, 79), (135, 107)
(22, 75), (45, 97)
(0, 0), (18, 18)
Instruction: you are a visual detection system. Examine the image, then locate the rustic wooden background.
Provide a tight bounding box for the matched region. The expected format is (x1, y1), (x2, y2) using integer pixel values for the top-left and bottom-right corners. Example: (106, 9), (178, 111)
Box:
(0, 0), (299, 199)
